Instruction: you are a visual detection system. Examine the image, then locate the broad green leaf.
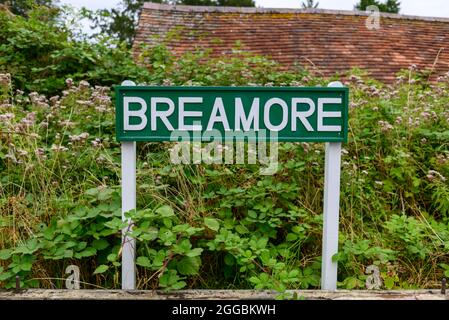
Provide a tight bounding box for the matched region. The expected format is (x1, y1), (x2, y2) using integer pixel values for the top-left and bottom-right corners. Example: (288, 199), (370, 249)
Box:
(171, 281), (187, 290)
(185, 248), (203, 258)
(156, 205), (174, 217)
(93, 265), (109, 275)
(136, 256), (151, 268)
(21, 262), (33, 271)
(159, 270), (180, 287)
(92, 239), (109, 251)
(63, 250), (73, 258)
(345, 277), (359, 289)
(172, 224), (189, 233)
(76, 242), (88, 251)
(204, 217), (220, 232)
(235, 224), (249, 234)
(249, 276), (260, 284)
(107, 253), (117, 262)
(153, 251), (165, 267)
(98, 188), (113, 201)
(286, 233), (297, 242)
(162, 217), (173, 228)
(0, 249), (12, 260)
(177, 256), (201, 275)
(332, 252), (343, 263)
(384, 277), (395, 289)
(0, 271), (12, 281)
(256, 237), (268, 248)
(85, 188), (99, 197)
(139, 227), (158, 241)
(248, 211), (257, 219)
(289, 270), (300, 278)
(75, 247), (97, 258)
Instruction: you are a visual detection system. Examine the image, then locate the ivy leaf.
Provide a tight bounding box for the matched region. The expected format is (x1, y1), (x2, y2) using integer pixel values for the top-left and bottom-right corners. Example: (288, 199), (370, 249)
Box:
(204, 217), (220, 232)
(93, 265), (109, 275)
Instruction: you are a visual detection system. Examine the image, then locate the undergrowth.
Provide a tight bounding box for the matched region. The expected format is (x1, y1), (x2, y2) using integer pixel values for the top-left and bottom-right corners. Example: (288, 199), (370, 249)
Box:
(0, 5), (448, 292)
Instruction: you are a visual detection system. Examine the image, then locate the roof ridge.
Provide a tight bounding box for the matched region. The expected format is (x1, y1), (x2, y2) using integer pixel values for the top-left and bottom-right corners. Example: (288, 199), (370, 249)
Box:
(143, 1), (449, 23)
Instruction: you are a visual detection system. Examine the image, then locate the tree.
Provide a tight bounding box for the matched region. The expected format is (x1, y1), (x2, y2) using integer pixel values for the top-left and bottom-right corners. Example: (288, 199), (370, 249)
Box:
(84, 0), (149, 45)
(88, 0), (255, 47)
(0, 0), (57, 16)
(355, 0), (400, 13)
(301, 0), (319, 9)
(0, 5), (152, 94)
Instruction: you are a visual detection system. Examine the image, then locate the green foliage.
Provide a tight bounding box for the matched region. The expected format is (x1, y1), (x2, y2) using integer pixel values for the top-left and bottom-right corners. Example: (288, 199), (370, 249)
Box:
(82, 0), (148, 46)
(0, 6), (151, 94)
(1, 5), (449, 291)
(355, 0), (401, 13)
(124, 205), (205, 289)
(86, 0), (255, 47)
(0, 186), (124, 288)
(0, 0), (56, 16)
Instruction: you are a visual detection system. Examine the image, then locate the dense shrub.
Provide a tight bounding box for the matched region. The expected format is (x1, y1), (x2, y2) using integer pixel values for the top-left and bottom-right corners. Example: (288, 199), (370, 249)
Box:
(0, 6), (151, 95)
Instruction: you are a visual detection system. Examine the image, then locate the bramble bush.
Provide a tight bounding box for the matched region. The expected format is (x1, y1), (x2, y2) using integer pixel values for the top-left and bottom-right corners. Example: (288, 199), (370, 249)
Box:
(0, 5), (449, 291)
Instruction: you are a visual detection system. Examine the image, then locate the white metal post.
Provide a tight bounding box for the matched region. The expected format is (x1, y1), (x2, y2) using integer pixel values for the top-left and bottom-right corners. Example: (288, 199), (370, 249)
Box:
(121, 142), (136, 290)
(121, 81), (136, 290)
(321, 81), (344, 291)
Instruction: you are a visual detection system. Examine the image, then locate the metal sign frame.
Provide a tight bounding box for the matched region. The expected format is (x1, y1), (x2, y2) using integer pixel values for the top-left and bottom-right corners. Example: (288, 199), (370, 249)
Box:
(117, 81), (347, 291)
(116, 86), (348, 143)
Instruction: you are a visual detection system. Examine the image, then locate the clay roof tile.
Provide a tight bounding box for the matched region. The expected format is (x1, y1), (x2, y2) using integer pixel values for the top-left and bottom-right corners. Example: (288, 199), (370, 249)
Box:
(133, 2), (449, 83)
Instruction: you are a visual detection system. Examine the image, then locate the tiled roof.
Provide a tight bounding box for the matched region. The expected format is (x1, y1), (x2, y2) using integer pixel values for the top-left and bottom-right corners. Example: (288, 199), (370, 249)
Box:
(133, 2), (449, 83)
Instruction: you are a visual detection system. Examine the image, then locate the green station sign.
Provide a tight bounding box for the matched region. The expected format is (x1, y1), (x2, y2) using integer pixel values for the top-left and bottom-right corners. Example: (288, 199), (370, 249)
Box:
(115, 86), (349, 142)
